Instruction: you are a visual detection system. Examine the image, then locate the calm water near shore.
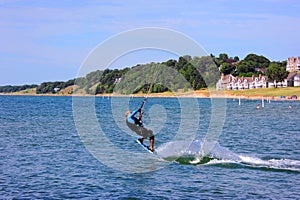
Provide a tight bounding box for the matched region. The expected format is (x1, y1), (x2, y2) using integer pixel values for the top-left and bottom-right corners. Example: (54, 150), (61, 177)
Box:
(0, 95), (299, 199)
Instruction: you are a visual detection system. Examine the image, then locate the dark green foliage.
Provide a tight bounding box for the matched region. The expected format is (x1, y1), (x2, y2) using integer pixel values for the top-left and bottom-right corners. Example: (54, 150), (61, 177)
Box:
(243, 54), (270, 68)
(36, 79), (75, 94)
(232, 54), (270, 76)
(64, 79), (75, 87)
(94, 68), (129, 94)
(163, 59), (177, 67)
(213, 53), (238, 67)
(211, 53), (288, 84)
(0, 84), (38, 93)
(266, 62), (289, 82)
(235, 60), (256, 76)
(219, 53), (229, 62)
(114, 55), (217, 94)
(36, 81), (64, 94)
(95, 84), (105, 94)
(152, 83), (168, 93)
(220, 62), (235, 75)
(233, 56), (240, 62)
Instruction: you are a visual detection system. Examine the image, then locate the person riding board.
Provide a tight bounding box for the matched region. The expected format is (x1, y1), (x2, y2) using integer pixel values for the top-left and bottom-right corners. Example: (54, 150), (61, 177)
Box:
(125, 106), (155, 152)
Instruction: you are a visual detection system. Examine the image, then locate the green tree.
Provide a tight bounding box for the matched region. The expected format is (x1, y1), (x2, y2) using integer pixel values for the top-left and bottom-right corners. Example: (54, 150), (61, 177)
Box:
(219, 53), (229, 62)
(266, 62), (289, 82)
(244, 53), (270, 68)
(233, 56), (239, 62)
(220, 62), (235, 75)
(163, 59), (177, 67)
(235, 60), (256, 76)
(0, 84), (38, 93)
(175, 56), (190, 70)
(96, 84), (105, 94)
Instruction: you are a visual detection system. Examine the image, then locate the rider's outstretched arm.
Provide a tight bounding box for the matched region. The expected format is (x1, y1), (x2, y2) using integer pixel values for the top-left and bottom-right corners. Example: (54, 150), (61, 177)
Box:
(127, 109), (141, 124)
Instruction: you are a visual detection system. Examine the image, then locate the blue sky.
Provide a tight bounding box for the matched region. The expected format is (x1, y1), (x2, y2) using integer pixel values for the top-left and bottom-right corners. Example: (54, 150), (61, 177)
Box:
(0, 0), (299, 85)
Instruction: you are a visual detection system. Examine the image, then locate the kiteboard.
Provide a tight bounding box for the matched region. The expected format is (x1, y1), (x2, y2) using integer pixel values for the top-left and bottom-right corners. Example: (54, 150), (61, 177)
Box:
(135, 139), (154, 154)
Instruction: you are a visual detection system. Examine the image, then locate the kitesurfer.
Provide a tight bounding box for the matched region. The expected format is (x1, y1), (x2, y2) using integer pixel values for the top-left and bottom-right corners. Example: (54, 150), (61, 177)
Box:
(125, 108), (155, 152)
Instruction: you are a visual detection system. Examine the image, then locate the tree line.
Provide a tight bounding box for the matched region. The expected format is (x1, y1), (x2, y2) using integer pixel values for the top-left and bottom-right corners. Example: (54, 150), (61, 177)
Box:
(0, 84), (38, 93)
(36, 79), (75, 94)
(0, 53), (290, 94)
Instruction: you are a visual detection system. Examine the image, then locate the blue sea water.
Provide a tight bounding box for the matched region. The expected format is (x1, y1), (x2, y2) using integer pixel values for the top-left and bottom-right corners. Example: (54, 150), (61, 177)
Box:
(0, 95), (299, 199)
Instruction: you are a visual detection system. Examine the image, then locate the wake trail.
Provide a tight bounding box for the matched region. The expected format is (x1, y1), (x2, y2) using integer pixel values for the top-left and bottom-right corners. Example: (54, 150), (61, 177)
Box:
(155, 140), (300, 172)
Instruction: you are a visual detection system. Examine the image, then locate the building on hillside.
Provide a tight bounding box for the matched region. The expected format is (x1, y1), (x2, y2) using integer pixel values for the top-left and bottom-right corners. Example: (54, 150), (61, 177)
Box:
(217, 56), (300, 90)
(216, 74), (269, 90)
(287, 57), (300, 72)
(295, 74), (300, 87)
(286, 72), (300, 87)
(286, 56), (300, 87)
(114, 78), (122, 84)
(53, 87), (60, 93)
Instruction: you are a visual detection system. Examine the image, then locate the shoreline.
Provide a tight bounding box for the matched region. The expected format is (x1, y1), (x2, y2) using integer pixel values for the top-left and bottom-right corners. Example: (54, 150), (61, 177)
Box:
(0, 90), (298, 101)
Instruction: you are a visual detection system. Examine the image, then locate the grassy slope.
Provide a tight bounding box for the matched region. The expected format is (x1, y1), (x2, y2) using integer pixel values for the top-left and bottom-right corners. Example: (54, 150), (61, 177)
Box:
(222, 87), (299, 97)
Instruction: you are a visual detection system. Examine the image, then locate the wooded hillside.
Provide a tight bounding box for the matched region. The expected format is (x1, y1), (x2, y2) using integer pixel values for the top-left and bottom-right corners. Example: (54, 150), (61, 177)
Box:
(0, 53), (288, 94)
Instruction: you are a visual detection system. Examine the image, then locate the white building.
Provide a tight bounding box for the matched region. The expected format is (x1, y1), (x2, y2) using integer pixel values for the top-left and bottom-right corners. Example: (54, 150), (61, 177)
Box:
(53, 87), (60, 93)
(217, 56), (300, 90)
(287, 57), (300, 72)
(286, 56), (300, 86)
(216, 74), (269, 90)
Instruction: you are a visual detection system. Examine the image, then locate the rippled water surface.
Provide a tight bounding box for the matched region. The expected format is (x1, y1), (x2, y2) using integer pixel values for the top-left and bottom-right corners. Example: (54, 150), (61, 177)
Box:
(0, 96), (299, 199)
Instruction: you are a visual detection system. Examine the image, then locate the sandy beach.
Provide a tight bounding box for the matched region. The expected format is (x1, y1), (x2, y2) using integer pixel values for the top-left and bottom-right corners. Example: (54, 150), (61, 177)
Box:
(1, 87), (299, 101)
